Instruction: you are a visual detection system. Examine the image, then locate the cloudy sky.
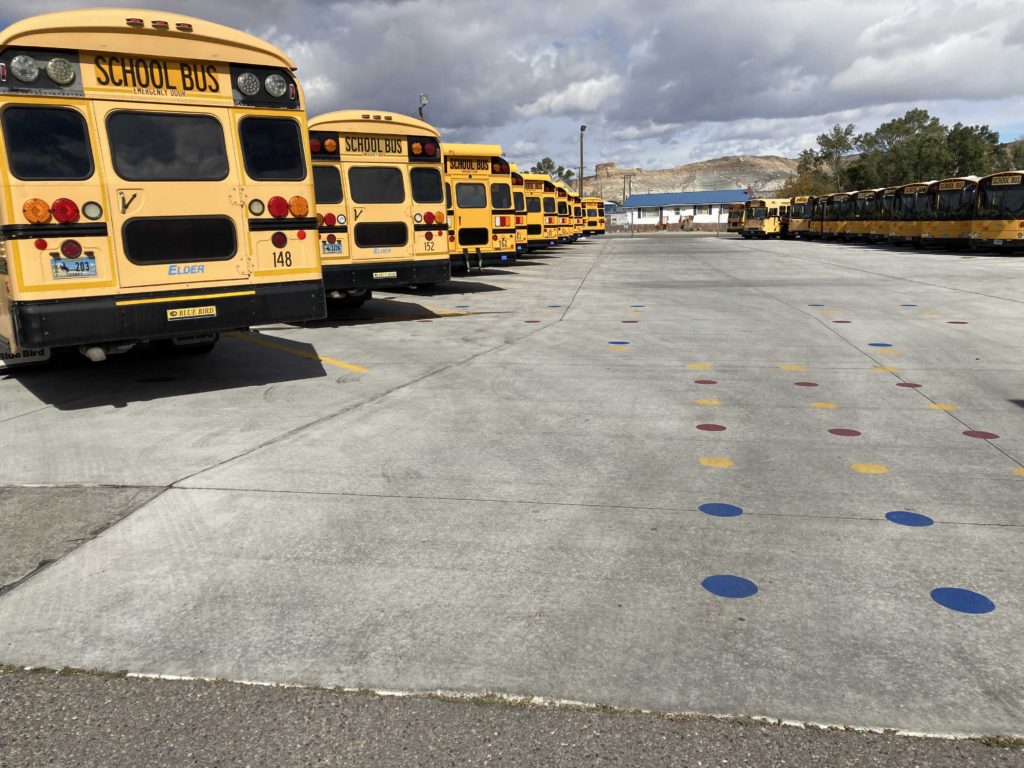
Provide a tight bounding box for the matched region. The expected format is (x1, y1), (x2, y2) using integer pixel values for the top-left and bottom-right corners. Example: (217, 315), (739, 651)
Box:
(3, 0), (1024, 174)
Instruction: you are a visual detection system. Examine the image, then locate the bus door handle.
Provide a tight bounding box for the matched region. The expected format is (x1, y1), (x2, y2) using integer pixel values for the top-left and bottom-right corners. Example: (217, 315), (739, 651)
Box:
(118, 190), (139, 214)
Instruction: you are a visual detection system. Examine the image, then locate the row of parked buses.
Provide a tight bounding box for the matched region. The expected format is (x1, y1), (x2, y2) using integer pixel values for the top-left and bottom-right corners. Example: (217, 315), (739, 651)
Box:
(728, 175), (1024, 251)
(0, 9), (605, 367)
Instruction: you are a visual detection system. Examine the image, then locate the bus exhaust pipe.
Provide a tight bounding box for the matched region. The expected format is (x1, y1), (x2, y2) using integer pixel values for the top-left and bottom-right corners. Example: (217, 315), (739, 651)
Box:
(81, 346), (107, 363)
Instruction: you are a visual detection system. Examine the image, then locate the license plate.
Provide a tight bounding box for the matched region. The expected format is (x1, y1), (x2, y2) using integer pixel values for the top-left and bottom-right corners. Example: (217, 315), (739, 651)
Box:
(0, 347), (51, 368)
(322, 242), (342, 254)
(51, 255), (97, 279)
(167, 305), (216, 321)
(994, 239), (1004, 245)
(373, 271), (397, 279)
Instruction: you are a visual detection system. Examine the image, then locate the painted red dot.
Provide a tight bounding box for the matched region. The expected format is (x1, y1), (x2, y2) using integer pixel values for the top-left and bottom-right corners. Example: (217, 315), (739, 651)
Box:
(947, 321), (969, 325)
(896, 382), (922, 388)
(829, 428), (862, 437)
(622, 320), (639, 323)
(963, 430), (999, 440)
(794, 381), (819, 387)
(832, 320), (852, 324)
(695, 380), (718, 385)
(525, 320), (541, 323)
(697, 423), (727, 432)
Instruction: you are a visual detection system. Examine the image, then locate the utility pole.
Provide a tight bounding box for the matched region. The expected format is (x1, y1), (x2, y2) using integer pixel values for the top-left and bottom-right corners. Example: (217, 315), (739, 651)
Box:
(579, 125), (586, 196)
(622, 173), (636, 237)
(418, 93), (429, 120)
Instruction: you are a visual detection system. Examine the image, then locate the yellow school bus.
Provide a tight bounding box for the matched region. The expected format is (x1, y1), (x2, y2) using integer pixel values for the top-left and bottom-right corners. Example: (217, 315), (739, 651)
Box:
(444, 143), (516, 270)
(596, 199), (606, 234)
(726, 202), (746, 234)
(554, 180), (574, 242)
(522, 172), (551, 250)
(570, 191), (584, 240)
(921, 177), (977, 248)
(742, 198), (788, 238)
(822, 192), (852, 240)
(890, 182), (931, 245)
(509, 164), (528, 257)
(807, 196), (826, 239)
(541, 178), (559, 244)
(968, 172), (1024, 251)
(873, 187), (897, 242)
(583, 196), (603, 235)
(0, 9), (325, 365)
(308, 110), (449, 306)
(846, 189), (881, 241)
(785, 196), (813, 238)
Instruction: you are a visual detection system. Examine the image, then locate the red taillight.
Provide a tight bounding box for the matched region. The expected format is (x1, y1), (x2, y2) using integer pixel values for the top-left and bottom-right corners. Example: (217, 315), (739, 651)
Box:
(437, 230), (443, 236)
(297, 230), (307, 240)
(448, 234), (455, 242)
(424, 142), (437, 157)
(324, 212), (337, 227)
(271, 232), (287, 248)
(310, 138), (322, 153)
(327, 234), (337, 244)
(267, 196), (289, 218)
(425, 231), (433, 241)
(51, 198), (79, 224)
(60, 239), (82, 258)
(34, 238), (46, 250)
(492, 234), (498, 241)
(424, 211), (435, 225)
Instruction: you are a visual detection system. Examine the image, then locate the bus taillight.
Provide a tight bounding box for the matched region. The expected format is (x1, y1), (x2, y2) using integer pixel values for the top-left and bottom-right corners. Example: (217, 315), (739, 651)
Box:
(425, 232), (433, 241)
(60, 240), (82, 258)
(310, 138), (322, 153)
(51, 198), (80, 224)
(271, 232), (288, 248)
(288, 196), (309, 217)
(424, 211), (435, 225)
(23, 198), (51, 224)
(34, 239), (47, 251)
(268, 196), (289, 218)
(434, 212), (445, 224)
(323, 213), (336, 227)
(424, 143), (437, 157)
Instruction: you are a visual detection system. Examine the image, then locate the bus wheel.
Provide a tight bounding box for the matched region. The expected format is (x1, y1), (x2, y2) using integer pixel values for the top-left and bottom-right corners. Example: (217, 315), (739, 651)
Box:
(153, 334), (219, 356)
(332, 289), (371, 309)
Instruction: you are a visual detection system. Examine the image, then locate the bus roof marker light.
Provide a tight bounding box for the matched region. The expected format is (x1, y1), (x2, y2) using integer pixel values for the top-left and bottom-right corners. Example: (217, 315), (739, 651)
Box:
(126, 17), (144, 27)
(46, 58), (76, 86)
(265, 74), (288, 98)
(10, 54), (39, 83)
(176, 22), (193, 32)
(236, 72), (260, 97)
(152, 20), (169, 29)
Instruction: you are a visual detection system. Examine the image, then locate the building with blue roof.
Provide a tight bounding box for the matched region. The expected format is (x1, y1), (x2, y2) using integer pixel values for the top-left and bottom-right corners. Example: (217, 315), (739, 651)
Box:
(619, 189), (750, 229)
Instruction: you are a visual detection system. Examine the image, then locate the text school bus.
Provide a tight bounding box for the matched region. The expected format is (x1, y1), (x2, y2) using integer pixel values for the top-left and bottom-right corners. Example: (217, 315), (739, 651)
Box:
(444, 143), (516, 270)
(308, 110), (449, 307)
(0, 9), (325, 365)
(509, 164), (528, 256)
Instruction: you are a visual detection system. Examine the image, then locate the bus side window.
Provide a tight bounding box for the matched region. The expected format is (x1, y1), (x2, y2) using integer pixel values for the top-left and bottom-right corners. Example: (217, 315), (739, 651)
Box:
(769, 208), (778, 216)
(445, 182), (452, 210)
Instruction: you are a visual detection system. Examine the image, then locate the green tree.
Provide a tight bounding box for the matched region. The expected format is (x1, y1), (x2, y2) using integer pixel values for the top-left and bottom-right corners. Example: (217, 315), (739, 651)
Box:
(530, 157), (575, 182)
(1007, 141), (1024, 171)
(856, 109), (951, 186)
(816, 123), (856, 191)
(777, 171), (832, 198)
(947, 122), (1001, 176)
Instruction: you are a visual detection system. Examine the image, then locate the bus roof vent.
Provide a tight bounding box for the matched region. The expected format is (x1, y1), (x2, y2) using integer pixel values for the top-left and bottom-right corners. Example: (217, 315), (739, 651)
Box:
(126, 17), (144, 27)
(361, 114), (370, 119)
(176, 22), (193, 32)
(152, 20), (169, 29)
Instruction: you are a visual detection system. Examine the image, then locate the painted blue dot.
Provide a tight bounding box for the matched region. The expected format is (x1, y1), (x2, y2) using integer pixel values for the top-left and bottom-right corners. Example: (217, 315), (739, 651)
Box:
(901, 304), (918, 307)
(702, 575), (758, 599)
(886, 511), (933, 527)
(808, 304), (826, 307)
(455, 305), (470, 308)
(608, 341), (630, 345)
(931, 587), (995, 614)
(630, 305), (645, 308)
(869, 342), (893, 348)
(699, 503), (744, 518)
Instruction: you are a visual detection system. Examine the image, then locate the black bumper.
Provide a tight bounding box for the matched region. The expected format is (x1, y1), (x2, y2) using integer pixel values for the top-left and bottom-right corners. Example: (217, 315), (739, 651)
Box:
(450, 250), (517, 271)
(11, 280), (326, 350)
(323, 259), (450, 290)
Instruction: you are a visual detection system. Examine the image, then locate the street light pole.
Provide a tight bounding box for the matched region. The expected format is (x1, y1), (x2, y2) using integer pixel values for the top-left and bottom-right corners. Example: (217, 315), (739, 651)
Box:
(579, 125), (586, 196)
(418, 93), (429, 120)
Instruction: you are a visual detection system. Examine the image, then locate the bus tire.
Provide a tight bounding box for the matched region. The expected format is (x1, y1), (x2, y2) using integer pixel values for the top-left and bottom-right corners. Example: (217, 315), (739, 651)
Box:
(333, 289), (371, 309)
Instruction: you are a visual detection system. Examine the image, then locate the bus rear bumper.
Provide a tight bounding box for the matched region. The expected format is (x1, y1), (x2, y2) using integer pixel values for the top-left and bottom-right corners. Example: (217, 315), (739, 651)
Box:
(323, 259), (451, 290)
(10, 280), (326, 351)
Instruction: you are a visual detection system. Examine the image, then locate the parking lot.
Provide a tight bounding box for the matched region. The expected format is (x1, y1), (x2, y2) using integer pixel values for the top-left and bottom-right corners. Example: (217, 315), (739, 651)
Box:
(1, 233), (1023, 761)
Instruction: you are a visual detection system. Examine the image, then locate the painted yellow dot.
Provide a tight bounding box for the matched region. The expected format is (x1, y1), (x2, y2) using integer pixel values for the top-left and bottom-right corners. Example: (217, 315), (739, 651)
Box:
(687, 363), (713, 370)
(820, 310), (837, 317)
(1015, 468), (1024, 477)
(608, 345), (629, 351)
(811, 401), (839, 409)
(700, 457), (735, 468)
(877, 349), (900, 356)
(696, 399), (721, 406)
(872, 366), (900, 373)
(780, 364), (806, 372)
(852, 463), (890, 474)
(921, 311), (941, 317)
(928, 403), (958, 411)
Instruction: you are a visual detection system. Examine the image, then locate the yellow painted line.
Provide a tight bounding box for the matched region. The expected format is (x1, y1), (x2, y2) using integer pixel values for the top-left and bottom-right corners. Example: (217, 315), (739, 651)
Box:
(877, 349), (900, 356)
(227, 332), (367, 373)
(424, 306), (474, 317)
(820, 310), (837, 317)
(811, 401), (839, 409)
(921, 311), (941, 317)
(872, 366), (900, 373)
(687, 363), (713, 370)
(851, 463), (889, 475)
(696, 399), (721, 406)
(779, 364), (806, 372)
(116, 290), (256, 307)
(928, 403), (958, 412)
(700, 457), (734, 468)
(1014, 468), (1024, 477)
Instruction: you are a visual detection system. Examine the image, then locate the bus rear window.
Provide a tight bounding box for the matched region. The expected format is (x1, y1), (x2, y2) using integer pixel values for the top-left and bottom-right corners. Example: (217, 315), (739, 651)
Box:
(313, 166), (343, 204)
(543, 198), (555, 214)
(349, 167), (404, 204)
(239, 117), (306, 181)
(527, 197), (541, 213)
(108, 112), (228, 181)
(410, 167), (444, 204)
(354, 222), (408, 248)
(514, 191), (525, 212)
(3, 106), (92, 180)
(457, 183), (486, 209)
(491, 183), (513, 210)
(123, 216), (236, 264)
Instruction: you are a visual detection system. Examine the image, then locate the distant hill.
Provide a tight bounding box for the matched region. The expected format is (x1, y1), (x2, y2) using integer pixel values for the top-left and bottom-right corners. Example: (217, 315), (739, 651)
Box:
(583, 156), (799, 203)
